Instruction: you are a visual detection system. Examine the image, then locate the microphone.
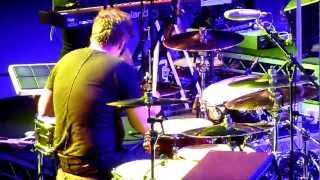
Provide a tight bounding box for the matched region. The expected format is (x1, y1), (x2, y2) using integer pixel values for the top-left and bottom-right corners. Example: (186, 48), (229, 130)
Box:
(224, 9), (269, 21)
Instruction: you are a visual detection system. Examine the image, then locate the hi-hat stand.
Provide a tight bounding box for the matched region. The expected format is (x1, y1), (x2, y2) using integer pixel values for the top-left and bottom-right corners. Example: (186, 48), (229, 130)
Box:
(288, 119), (320, 178)
(255, 12), (320, 180)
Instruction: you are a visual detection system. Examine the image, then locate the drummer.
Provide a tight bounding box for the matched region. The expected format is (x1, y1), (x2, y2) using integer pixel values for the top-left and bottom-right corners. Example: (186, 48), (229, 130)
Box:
(38, 7), (159, 180)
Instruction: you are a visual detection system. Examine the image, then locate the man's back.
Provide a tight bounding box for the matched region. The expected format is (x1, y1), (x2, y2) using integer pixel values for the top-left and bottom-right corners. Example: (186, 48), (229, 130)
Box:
(48, 48), (141, 158)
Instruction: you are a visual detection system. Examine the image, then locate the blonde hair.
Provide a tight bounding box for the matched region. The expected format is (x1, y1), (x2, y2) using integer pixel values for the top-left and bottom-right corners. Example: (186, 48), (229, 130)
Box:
(90, 8), (133, 47)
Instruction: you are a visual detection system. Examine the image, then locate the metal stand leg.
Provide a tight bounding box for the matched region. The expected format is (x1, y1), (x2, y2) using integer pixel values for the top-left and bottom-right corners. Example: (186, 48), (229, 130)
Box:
(271, 114), (279, 153)
(37, 151), (44, 180)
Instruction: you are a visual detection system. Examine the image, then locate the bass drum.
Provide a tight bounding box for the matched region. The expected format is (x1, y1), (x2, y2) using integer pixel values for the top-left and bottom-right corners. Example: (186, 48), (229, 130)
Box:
(112, 159), (197, 180)
(177, 144), (255, 161)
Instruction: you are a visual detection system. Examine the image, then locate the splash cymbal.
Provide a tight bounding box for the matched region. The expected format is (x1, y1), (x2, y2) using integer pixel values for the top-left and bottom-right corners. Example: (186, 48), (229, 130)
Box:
(163, 29), (244, 52)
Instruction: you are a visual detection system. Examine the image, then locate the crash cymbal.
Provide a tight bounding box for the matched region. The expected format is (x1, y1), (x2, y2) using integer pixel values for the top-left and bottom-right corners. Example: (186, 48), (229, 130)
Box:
(229, 73), (318, 89)
(225, 83), (318, 111)
(107, 96), (190, 108)
(183, 123), (269, 138)
(163, 29), (244, 52)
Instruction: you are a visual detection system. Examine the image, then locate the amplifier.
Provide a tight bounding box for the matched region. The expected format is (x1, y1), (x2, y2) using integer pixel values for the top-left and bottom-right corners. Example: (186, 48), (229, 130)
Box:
(221, 50), (320, 80)
(236, 29), (288, 50)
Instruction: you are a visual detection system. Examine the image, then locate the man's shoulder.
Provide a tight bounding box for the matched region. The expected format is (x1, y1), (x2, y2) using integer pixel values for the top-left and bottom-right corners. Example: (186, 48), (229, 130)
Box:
(59, 48), (91, 60)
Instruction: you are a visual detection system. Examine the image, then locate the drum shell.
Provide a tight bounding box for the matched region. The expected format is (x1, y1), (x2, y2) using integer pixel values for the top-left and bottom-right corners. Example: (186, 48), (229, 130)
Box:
(154, 118), (214, 158)
(177, 144), (256, 161)
(206, 105), (263, 124)
(112, 159), (197, 180)
(34, 117), (55, 155)
(156, 134), (213, 158)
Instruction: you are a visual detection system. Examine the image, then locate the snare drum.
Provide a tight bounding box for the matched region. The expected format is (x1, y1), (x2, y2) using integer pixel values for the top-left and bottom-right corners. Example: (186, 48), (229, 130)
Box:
(154, 118), (213, 157)
(154, 118), (213, 135)
(34, 116), (56, 155)
(177, 144), (255, 161)
(112, 159), (197, 180)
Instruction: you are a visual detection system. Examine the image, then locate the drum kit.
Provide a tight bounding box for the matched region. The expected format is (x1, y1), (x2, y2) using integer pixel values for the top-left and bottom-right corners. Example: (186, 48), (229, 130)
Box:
(107, 8), (320, 180)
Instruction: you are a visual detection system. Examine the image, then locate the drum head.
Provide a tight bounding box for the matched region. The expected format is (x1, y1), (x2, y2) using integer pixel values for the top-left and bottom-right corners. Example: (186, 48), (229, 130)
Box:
(154, 118), (213, 135)
(202, 75), (262, 106)
(36, 116), (56, 125)
(112, 159), (197, 180)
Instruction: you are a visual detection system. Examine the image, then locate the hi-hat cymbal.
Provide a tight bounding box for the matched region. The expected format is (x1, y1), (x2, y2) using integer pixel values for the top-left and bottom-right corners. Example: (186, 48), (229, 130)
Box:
(225, 83), (318, 111)
(183, 123), (270, 138)
(163, 29), (244, 52)
(107, 96), (190, 108)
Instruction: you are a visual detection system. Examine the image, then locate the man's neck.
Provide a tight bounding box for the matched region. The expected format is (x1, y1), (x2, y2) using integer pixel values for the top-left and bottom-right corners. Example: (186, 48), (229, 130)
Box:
(89, 42), (120, 57)
(89, 42), (106, 52)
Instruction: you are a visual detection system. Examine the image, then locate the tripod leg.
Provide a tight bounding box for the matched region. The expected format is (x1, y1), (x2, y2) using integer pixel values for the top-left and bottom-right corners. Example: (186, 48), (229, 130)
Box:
(173, 25), (201, 95)
(166, 52), (189, 109)
(152, 41), (160, 96)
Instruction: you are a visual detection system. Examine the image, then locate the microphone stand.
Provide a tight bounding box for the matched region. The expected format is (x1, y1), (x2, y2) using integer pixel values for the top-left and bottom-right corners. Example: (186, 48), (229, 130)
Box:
(144, 2), (159, 178)
(144, 71), (163, 180)
(255, 17), (319, 180)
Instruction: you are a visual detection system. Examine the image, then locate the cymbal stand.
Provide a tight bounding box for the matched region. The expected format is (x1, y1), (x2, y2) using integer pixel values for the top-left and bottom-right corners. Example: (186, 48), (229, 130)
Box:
(196, 27), (211, 118)
(267, 67), (281, 153)
(144, 71), (161, 180)
(197, 52), (209, 118)
(255, 17), (319, 179)
(132, 0), (148, 78)
(143, 1), (161, 177)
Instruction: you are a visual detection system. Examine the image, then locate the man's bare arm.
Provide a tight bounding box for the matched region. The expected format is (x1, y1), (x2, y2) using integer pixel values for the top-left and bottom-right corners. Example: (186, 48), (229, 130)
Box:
(37, 88), (54, 117)
(127, 107), (150, 134)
